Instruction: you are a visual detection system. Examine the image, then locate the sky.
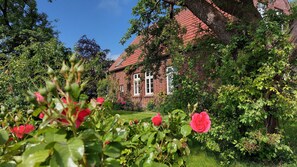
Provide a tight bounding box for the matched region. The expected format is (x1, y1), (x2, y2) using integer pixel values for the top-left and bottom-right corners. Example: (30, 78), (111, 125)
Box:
(36, 0), (138, 60)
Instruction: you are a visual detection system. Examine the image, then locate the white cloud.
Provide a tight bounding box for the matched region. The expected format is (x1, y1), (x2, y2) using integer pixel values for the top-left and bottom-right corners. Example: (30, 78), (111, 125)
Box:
(98, 0), (131, 15)
(108, 53), (121, 60)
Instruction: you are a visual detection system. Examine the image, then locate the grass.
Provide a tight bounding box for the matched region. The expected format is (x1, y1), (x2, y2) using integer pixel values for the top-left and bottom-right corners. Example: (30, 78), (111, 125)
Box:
(110, 110), (155, 122)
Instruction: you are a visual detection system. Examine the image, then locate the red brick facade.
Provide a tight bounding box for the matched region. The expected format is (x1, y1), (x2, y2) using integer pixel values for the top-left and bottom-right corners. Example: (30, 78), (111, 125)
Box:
(109, 1), (290, 108)
(109, 59), (172, 108)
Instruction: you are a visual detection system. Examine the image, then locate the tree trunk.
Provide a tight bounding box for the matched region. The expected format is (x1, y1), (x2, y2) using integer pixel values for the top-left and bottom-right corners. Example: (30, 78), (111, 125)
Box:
(266, 114), (278, 134)
(184, 0), (234, 44)
(183, 0), (261, 44)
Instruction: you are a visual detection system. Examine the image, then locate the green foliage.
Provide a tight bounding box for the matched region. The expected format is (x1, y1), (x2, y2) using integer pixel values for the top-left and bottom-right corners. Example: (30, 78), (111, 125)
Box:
(119, 109), (192, 166)
(0, 0), (55, 54)
(97, 78), (109, 97)
(156, 9), (297, 165)
(0, 0), (70, 111)
(0, 56), (205, 166)
(195, 11), (297, 164)
(0, 38), (69, 109)
(75, 35), (114, 98)
(146, 100), (156, 111)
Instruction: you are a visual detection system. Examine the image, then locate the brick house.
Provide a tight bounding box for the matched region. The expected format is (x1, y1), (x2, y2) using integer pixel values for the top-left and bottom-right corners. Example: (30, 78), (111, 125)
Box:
(108, 0), (290, 109)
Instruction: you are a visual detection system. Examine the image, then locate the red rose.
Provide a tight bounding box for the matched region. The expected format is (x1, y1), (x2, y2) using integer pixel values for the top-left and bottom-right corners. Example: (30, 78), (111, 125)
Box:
(75, 108), (91, 128)
(59, 97), (91, 128)
(96, 97), (105, 105)
(190, 112), (211, 133)
(104, 140), (110, 145)
(10, 124), (35, 139)
(34, 92), (44, 103)
(152, 113), (162, 126)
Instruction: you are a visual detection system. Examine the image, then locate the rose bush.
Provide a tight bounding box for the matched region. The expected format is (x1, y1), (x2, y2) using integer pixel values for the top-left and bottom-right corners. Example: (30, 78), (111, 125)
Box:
(0, 55), (211, 166)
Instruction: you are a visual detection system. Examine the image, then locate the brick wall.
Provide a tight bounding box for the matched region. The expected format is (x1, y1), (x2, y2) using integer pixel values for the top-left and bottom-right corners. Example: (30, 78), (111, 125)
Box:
(111, 59), (172, 108)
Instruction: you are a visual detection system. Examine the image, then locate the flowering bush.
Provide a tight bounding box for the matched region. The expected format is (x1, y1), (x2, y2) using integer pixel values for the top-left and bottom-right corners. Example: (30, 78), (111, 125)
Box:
(0, 54), (211, 166)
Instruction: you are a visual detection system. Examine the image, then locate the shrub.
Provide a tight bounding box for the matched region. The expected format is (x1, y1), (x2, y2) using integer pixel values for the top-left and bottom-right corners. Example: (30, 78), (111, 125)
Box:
(146, 100), (156, 111)
(0, 55), (211, 166)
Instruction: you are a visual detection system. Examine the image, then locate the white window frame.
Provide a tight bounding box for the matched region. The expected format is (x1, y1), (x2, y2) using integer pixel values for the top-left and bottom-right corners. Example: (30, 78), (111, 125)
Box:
(145, 71), (154, 95)
(119, 85), (124, 93)
(133, 74), (140, 96)
(166, 66), (175, 94)
(257, 2), (266, 17)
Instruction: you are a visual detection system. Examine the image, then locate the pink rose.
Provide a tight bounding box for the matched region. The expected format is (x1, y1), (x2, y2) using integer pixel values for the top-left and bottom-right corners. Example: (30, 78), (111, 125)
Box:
(190, 112), (211, 133)
(152, 113), (162, 126)
(34, 92), (44, 103)
(39, 112), (44, 119)
(96, 97), (105, 105)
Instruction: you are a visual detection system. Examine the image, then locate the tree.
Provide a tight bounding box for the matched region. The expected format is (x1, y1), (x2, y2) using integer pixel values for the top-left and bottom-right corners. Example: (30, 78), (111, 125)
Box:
(0, 0), (70, 109)
(0, 0), (56, 55)
(75, 35), (114, 98)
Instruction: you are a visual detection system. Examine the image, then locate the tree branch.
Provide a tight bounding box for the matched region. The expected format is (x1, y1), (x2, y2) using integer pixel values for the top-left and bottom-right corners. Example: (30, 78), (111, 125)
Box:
(162, 0), (177, 5)
(0, 0), (12, 30)
(211, 0), (261, 24)
(184, 0), (234, 44)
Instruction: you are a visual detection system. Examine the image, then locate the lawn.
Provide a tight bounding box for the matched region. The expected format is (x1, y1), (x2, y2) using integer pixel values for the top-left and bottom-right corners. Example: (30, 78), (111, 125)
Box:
(110, 110), (156, 122)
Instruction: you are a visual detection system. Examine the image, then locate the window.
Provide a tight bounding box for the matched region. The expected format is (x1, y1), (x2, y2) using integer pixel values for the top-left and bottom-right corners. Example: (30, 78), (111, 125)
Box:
(166, 66), (175, 94)
(257, 3), (266, 17)
(145, 72), (154, 95)
(119, 85), (124, 93)
(134, 74), (140, 96)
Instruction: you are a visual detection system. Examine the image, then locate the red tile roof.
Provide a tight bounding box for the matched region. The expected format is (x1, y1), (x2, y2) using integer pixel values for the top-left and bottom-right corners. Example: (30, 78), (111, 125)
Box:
(109, 36), (143, 72)
(109, 9), (204, 72)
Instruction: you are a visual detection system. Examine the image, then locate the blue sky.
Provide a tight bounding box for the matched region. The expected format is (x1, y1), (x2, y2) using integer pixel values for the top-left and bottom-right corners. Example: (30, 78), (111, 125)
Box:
(36, 0), (138, 60)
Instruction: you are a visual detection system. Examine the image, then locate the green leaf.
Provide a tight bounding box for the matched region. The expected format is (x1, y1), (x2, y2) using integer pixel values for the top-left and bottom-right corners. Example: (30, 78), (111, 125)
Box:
(0, 162), (16, 167)
(132, 134), (141, 142)
(51, 137), (84, 167)
(104, 157), (121, 167)
(167, 142), (177, 153)
(147, 132), (156, 146)
(103, 142), (123, 158)
(157, 131), (165, 141)
(141, 132), (151, 142)
(32, 106), (46, 117)
(45, 129), (67, 143)
(18, 150), (50, 167)
(181, 125), (192, 137)
(22, 143), (47, 159)
(151, 162), (169, 167)
(0, 129), (9, 145)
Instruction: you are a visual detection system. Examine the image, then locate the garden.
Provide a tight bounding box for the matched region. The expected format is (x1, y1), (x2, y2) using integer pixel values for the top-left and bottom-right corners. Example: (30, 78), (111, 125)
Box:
(1, 0), (297, 166)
